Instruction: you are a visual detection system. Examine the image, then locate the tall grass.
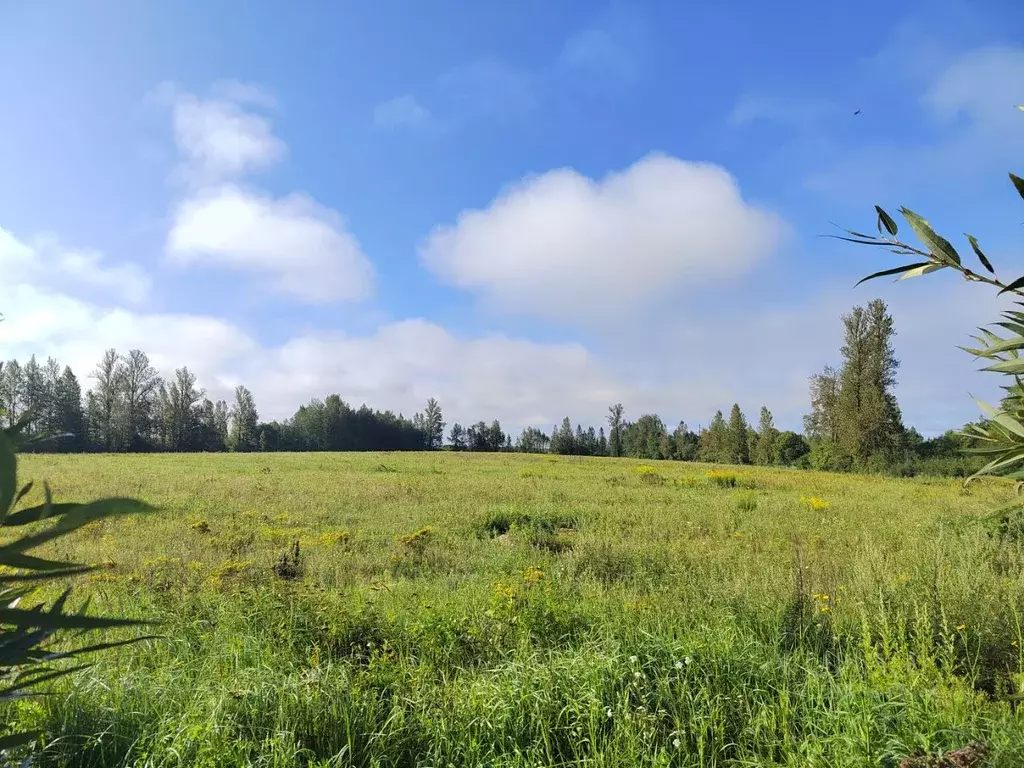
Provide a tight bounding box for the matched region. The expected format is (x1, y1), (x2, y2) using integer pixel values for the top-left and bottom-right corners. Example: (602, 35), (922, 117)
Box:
(3, 451), (1024, 766)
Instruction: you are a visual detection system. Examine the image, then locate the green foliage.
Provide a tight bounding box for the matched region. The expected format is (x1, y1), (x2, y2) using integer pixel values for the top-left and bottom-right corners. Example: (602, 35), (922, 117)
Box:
(0, 408), (153, 751)
(837, 126), (1024, 485)
(774, 431), (810, 465)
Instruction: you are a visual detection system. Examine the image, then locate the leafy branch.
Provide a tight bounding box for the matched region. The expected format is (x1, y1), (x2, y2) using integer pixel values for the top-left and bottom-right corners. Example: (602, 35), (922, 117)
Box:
(832, 155), (1024, 487)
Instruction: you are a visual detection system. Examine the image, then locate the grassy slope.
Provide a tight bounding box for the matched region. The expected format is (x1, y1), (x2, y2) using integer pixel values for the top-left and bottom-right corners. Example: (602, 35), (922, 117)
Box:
(5, 451), (1024, 767)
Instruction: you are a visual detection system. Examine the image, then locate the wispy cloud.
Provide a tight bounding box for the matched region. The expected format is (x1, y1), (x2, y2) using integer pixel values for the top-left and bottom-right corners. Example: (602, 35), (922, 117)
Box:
(373, 94), (435, 132)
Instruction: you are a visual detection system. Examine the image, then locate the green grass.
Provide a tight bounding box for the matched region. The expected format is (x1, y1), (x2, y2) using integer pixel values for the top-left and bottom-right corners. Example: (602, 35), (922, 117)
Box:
(5, 451), (1024, 767)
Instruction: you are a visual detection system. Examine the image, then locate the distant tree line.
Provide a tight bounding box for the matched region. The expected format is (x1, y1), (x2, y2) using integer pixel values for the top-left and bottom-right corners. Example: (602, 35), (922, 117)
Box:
(0, 299), (982, 476)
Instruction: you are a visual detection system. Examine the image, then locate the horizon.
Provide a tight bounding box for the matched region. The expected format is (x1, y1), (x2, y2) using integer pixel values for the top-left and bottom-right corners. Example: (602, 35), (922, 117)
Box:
(3, 0), (1024, 438)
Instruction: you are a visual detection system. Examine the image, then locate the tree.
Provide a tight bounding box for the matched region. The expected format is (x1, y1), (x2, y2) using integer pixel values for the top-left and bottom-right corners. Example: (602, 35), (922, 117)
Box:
(551, 417), (575, 455)
(598, 426), (608, 456)
(672, 421), (699, 461)
(517, 427), (549, 453)
(607, 403), (624, 457)
(22, 355), (44, 436)
(774, 431), (810, 465)
(754, 406), (778, 466)
(804, 366), (839, 443)
(52, 366), (85, 451)
(726, 404), (749, 464)
(166, 367), (203, 451)
(449, 422), (466, 451)
(229, 385), (260, 452)
(700, 411), (729, 463)
(835, 135), (1024, 485)
(90, 349), (121, 451)
(0, 359), (24, 428)
(423, 398), (446, 450)
(117, 349), (161, 451)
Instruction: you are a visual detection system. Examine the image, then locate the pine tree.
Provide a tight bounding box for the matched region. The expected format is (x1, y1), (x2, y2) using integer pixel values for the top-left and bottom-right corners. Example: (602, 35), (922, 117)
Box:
(726, 404), (749, 464)
(598, 426), (608, 456)
(755, 406), (778, 466)
(52, 366), (84, 451)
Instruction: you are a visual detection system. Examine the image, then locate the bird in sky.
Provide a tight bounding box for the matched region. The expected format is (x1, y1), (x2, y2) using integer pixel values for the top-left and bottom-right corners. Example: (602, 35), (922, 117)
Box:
(854, 109), (861, 115)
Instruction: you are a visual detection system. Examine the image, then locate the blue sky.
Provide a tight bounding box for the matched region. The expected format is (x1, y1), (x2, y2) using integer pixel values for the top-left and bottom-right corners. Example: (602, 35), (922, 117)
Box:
(2, 0), (1024, 435)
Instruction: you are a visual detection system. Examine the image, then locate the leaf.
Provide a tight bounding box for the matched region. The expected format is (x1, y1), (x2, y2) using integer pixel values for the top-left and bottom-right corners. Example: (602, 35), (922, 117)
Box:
(899, 207), (962, 265)
(1011, 173), (1024, 203)
(0, 431), (15, 518)
(854, 262), (933, 286)
(999, 274), (1024, 295)
(981, 358), (1024, 375)
(898, 263), (946, 280)
(875, 205), (898, 236)
(973, 397), (1024, 438)
(965, 234), (995, 274)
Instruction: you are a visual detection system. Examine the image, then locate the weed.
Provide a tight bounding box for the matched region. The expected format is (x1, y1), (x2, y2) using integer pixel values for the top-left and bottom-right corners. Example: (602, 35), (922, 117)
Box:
(273, 540), (302, 580)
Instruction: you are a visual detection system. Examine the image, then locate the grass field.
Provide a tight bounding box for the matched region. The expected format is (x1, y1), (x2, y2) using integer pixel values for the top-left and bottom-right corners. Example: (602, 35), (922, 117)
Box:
(5, 451), (1024, 767)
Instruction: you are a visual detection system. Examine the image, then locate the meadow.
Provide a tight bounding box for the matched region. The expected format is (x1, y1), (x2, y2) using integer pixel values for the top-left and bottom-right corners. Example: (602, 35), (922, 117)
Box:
(5, 450), (1024, 767)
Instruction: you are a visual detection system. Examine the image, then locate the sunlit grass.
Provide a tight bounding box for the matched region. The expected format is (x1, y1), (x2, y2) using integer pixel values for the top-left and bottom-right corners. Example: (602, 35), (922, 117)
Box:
(4, 451), (1024, 766)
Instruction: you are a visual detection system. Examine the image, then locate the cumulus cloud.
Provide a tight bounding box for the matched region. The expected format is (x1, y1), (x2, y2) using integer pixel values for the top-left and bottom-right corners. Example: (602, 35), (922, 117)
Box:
(166, 185), (373, 303)
(0, 227), (151, 305)
(171, 86), (285, 185)
(420, 152), (786, 321)
(163, 84), (374, 304)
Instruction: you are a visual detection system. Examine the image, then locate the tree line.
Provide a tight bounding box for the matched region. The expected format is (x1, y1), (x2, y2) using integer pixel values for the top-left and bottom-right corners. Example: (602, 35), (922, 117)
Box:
(0, 299), (981, 475)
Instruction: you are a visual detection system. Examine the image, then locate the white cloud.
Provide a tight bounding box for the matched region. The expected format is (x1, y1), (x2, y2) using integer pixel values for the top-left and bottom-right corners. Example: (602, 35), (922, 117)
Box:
(161, 84), (374, 305)
(166, 184), (374, 304)
(420, 152), (786, 321)
(0, 227), (151, 305)
(373, 94), (433, 131)
(171, 86), (285, 185)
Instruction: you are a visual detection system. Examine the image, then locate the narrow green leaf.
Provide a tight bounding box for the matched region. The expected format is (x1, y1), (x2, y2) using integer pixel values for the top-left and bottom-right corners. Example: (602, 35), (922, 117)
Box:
(898, 263), (946, 280)
(875, 205), (898, 236)
(1011, 173), (1024, 203)
(854, 262), (932, 287)
(999, 274), (1024, 295)
(981, 358), (1024, 375)
(965, 234), (995, 273)
(900, 207), (962, 265)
